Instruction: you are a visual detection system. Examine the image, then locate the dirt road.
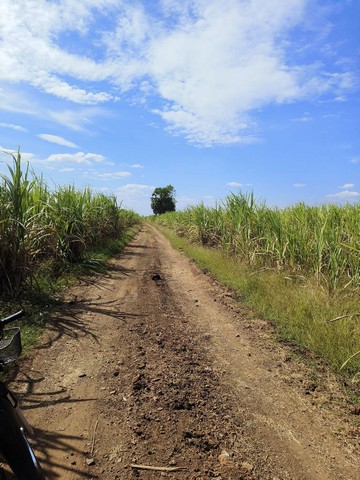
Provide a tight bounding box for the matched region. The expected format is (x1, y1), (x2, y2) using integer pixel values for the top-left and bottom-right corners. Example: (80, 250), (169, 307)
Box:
(9, 225), (359, 479)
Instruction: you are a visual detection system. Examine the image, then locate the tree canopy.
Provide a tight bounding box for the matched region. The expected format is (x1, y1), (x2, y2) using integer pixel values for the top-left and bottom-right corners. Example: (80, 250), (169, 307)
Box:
(151, 185), (176, 215)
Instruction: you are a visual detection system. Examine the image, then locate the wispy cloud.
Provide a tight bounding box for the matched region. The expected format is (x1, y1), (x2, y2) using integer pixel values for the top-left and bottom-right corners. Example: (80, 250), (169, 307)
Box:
(293, 183), (306, 188)
(202, 195), (217, 208)
(176, 195), (196, 210)
(340, 183), (354, 189)
(350, 156), (360, 164)
(227, 181), (252, 188)
(327, 190), (360, 199)
(0, 85), (36, 114)
(38, 134), (79, 148)
(46, 152), (106, 165)
(115, 183), (155, 213)
(292, 113), (312, 122)
(0, 122), (28, 132)
(0, 147), (34, 163)
(89, 171), (132, 180)
(47, 107), (106, 131)
(117, 184), (154, 193)
(122, 163), (144, 169)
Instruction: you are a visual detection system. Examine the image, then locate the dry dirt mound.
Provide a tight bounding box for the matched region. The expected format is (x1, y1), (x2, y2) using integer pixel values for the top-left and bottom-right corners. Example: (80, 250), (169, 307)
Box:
(7, 225), (359, 479)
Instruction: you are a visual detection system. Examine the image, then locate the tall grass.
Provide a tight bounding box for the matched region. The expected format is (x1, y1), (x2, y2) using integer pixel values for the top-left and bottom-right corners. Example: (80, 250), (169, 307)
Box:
(0, 151), (141, 296)
(155, 192), (359, 293)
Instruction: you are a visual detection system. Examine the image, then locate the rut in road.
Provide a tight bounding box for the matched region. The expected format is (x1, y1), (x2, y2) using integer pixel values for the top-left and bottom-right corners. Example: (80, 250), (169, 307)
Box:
(9, 225), (359, 479)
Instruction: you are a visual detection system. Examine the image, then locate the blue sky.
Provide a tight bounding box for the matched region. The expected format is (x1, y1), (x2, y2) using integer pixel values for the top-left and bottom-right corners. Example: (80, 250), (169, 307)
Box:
(0, 0), (359, 215)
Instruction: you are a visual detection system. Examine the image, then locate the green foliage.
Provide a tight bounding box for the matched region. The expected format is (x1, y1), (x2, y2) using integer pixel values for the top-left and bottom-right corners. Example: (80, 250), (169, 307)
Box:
(0, 149), (34, 294)
(0, 151), (142, 297)
(151, 185), (176, 215)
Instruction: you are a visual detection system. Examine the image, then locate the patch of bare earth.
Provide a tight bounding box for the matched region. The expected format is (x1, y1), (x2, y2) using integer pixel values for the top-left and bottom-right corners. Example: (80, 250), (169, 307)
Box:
(8, 225), (359, 479)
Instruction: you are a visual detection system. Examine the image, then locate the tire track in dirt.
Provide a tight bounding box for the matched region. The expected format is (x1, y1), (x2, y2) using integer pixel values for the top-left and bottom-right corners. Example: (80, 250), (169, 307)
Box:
(9, 225), (359, 479)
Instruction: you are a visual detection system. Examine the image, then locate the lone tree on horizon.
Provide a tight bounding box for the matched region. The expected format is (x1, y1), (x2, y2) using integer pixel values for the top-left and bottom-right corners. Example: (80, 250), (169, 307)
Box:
(151, 185), (176, 215)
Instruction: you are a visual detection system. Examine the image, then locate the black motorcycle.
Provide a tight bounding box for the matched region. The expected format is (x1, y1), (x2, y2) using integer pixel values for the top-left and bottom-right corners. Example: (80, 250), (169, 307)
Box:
(0, 311), (45, 479)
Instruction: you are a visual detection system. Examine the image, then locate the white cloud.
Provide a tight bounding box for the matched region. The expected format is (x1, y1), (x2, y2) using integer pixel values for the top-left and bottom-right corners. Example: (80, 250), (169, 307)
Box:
(350, 156), (360, 164)
(0, 122), (28, 132)
(175, 195), (196, 210)
(47, 109), (91, 131)
(202, 195), (217, 208)
(0, 0), (117, 105)
(0, 0), (356, 145)
(122, 163), (144, 169)
(0, 85), (37, 115)
(38, 134), (79, 148)
(227, 181), (252, 188)
(0, 147), (35, 163)
(47, 107), (109, 131)
(115, 183), (155, 214)
(46, 152), (106, 165)
(117, 183), (154, 194)
(145, 1), (353, 145)
(90, 171), (132, 179)
(340, 183), (354, 189)
(292, 113), (312, 122)
(34, 76), (114, 105)
(327, 190), (360, 199)
(293, 183), (306, 188)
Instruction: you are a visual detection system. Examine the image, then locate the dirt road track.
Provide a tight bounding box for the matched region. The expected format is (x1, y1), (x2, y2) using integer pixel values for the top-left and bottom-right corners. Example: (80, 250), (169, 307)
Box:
(9, 225), (359, 479)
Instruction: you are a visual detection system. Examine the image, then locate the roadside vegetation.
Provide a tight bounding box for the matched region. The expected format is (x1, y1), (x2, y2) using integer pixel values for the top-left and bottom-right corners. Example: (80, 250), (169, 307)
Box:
(151, 184), (176, 215)
(152, 193), (360, 378)
(0, 151), (141, 348)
